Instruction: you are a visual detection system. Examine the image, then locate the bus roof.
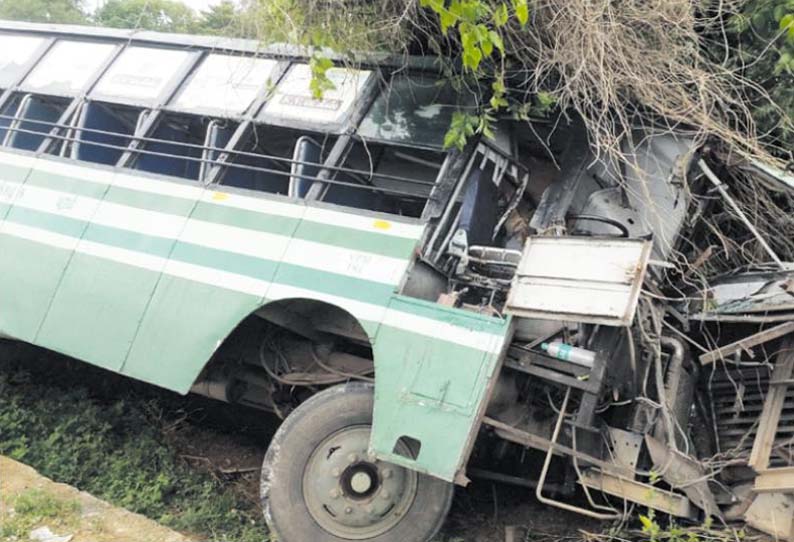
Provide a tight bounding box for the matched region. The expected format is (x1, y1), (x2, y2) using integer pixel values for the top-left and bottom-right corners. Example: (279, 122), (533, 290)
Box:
(0, 19), (441, 73)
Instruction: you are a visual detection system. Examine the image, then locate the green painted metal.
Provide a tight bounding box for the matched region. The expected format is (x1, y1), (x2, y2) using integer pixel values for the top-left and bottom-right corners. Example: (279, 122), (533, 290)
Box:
(371, 296), (511, 482)
(0, 149), (513, 482)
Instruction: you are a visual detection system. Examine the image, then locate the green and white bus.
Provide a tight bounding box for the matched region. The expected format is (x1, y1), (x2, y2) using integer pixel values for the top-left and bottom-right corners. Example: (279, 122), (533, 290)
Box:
(2, 20), (770, 542)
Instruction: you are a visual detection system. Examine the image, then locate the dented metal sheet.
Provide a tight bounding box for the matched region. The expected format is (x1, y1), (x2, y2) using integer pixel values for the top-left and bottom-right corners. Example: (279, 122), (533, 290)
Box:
(505, 237), (652, 326)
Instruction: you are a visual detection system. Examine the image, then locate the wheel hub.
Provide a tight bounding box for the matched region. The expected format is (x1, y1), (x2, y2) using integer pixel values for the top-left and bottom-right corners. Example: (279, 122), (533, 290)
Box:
(303, 426), (418, 539)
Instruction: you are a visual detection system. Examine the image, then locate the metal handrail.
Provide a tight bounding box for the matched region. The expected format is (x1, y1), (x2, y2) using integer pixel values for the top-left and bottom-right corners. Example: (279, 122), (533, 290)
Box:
(0, 112), (440, 188)
(0, 123), (436, 201)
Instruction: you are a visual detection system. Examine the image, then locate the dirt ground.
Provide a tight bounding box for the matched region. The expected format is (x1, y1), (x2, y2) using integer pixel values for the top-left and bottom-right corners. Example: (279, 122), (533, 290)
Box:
(0, 456), (193, 542)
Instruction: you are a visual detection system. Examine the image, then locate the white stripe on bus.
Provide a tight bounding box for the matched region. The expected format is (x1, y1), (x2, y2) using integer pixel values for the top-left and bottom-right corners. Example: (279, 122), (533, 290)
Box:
(8, 182), (411, 286)
(0, 152), (424, 239)
(0, 222), (504, 354)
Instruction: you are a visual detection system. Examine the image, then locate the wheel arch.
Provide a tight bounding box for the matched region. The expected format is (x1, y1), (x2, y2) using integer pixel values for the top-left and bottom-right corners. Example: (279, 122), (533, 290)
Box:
(183, 296), (378, 394)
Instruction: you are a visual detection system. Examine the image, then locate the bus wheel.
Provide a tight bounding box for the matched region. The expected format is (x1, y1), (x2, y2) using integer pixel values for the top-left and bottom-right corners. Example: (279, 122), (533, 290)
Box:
(261, 382), (454, 542)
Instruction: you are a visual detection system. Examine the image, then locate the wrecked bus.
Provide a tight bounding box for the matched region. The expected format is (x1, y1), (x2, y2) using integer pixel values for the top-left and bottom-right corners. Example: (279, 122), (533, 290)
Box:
(0, 21), (793, 542)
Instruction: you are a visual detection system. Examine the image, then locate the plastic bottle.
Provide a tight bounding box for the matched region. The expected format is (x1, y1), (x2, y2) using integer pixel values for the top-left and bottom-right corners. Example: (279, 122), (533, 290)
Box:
(541, 341), (596, 368)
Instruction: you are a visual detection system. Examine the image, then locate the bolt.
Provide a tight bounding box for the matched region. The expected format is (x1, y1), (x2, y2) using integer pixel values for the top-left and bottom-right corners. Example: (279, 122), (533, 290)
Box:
(347, 453), (358, 463)
(329, 489), (341, 499)
(382, 468), (393, 479)
(381, 490), (390, 500)
(345, 507), (353, 515)
(331, 468), (341, 477)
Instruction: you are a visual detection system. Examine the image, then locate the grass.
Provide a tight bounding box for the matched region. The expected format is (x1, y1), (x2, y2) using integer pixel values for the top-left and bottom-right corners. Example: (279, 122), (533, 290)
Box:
(1, 489), (81, 540)
(0, 345), (267, 542)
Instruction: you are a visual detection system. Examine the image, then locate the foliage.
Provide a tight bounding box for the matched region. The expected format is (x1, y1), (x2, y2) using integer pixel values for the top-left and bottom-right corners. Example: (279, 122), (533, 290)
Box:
(0, 489), (80, 540)
(0, 355), (266, 542)
(243, 0), (793, 164)
(727, 0), (794, 155)
(196, 0), (252, 37)
(0, 0), (87, 24)
(93, 0), (198, 33)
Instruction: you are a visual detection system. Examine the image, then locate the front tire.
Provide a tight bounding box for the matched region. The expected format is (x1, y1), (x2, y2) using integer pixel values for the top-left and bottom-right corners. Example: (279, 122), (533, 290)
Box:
(261, 382), (454, 542)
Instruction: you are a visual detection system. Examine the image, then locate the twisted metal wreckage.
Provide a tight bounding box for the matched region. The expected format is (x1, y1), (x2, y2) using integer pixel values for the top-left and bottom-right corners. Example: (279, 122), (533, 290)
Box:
(0, 22), (793, 541)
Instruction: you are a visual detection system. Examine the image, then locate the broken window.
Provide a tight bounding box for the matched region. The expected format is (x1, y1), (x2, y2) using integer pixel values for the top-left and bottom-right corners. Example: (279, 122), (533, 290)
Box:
(1, 93), (69, 151)
(173, 53), (278, 117)
(358, 74), (475, 149)
(70, 101), (143, 165)
(132, 113), (209, 181)
(320, 141), (443, 218)
(220, 124), (329, 195)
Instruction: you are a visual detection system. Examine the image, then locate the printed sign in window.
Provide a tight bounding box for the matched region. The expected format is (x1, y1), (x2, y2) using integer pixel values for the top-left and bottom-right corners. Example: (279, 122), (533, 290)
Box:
(260, 63), (371, 129)
(92, 46), (192, 103)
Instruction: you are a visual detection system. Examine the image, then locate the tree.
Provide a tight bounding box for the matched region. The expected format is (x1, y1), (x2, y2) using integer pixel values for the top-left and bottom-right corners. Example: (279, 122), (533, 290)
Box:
(727, 1), (794, 155)
(247, 0), (792, 164)
(196, 1), (252, 37)
(94, 0), (198, 33)
(0, 0), (87, 24)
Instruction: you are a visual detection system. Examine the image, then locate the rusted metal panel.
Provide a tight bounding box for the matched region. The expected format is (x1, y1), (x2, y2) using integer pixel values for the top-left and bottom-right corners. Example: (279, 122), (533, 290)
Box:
(578, 470), (695, 518)
(699, 322), (794, 365)
(753, 467), (794, 493)
(505, 237), (652, 326)
(749, 339), (794, 471)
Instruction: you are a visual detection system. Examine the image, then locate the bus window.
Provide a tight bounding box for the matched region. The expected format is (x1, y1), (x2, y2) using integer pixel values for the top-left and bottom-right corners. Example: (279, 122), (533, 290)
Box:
(0, 34), (47, 88)
(133, 113), (207, 180)
(221, 124), (334, 195)
(91, 46), (192, 105)
(72, 101), (142, 165)
(3, 93), (70, 151)
(22, 40), (116, 96)
(322, 141), (442, 218)
(358, 75), (474, 149)
(259, 63), (372, 132)
(0, 94), (22, 143)
(173, 53), (278, 117)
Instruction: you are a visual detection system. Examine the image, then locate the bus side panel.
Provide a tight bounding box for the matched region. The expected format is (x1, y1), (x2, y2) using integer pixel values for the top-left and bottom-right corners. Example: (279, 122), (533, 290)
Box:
(370, 295), (511, 482)
(36, 171), (200, 371)
(0, 156), (110, 343)
(121, 189), (303, 392)
(0, 152), (36, 338)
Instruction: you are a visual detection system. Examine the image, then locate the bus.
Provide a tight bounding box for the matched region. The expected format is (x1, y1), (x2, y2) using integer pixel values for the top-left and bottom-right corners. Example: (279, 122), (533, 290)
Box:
(2, 19), (792, 542)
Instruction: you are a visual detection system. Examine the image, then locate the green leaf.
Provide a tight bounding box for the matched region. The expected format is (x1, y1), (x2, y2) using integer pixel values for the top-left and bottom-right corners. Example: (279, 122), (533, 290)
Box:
(639, 514), (656, 532)
(481, 38), (493, 57)
(493, 3), (509, 26)
(514, 0), (529, 25)
(537, 91), (556, 108)
(440, 10), (457, 35)
(489, 30), (504, 54)
(463, 46), (483, 70)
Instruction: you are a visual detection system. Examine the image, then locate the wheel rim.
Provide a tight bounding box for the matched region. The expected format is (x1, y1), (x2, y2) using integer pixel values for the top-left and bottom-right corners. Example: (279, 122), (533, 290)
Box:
(302, 425), (418, 539)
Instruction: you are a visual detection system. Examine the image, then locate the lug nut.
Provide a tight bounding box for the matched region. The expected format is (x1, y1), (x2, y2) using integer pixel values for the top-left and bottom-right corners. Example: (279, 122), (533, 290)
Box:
(347, 453), (358, 463)
(345, 507), (353, 515)
(382, 468), (393, 479)
(381, 490), (390, 499)
(331, 468), (341, 477)
(329, 489), (341, 499)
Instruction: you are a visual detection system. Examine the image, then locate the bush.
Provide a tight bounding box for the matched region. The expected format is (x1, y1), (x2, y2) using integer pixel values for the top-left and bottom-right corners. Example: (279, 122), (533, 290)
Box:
(0, 352), (267, 542)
